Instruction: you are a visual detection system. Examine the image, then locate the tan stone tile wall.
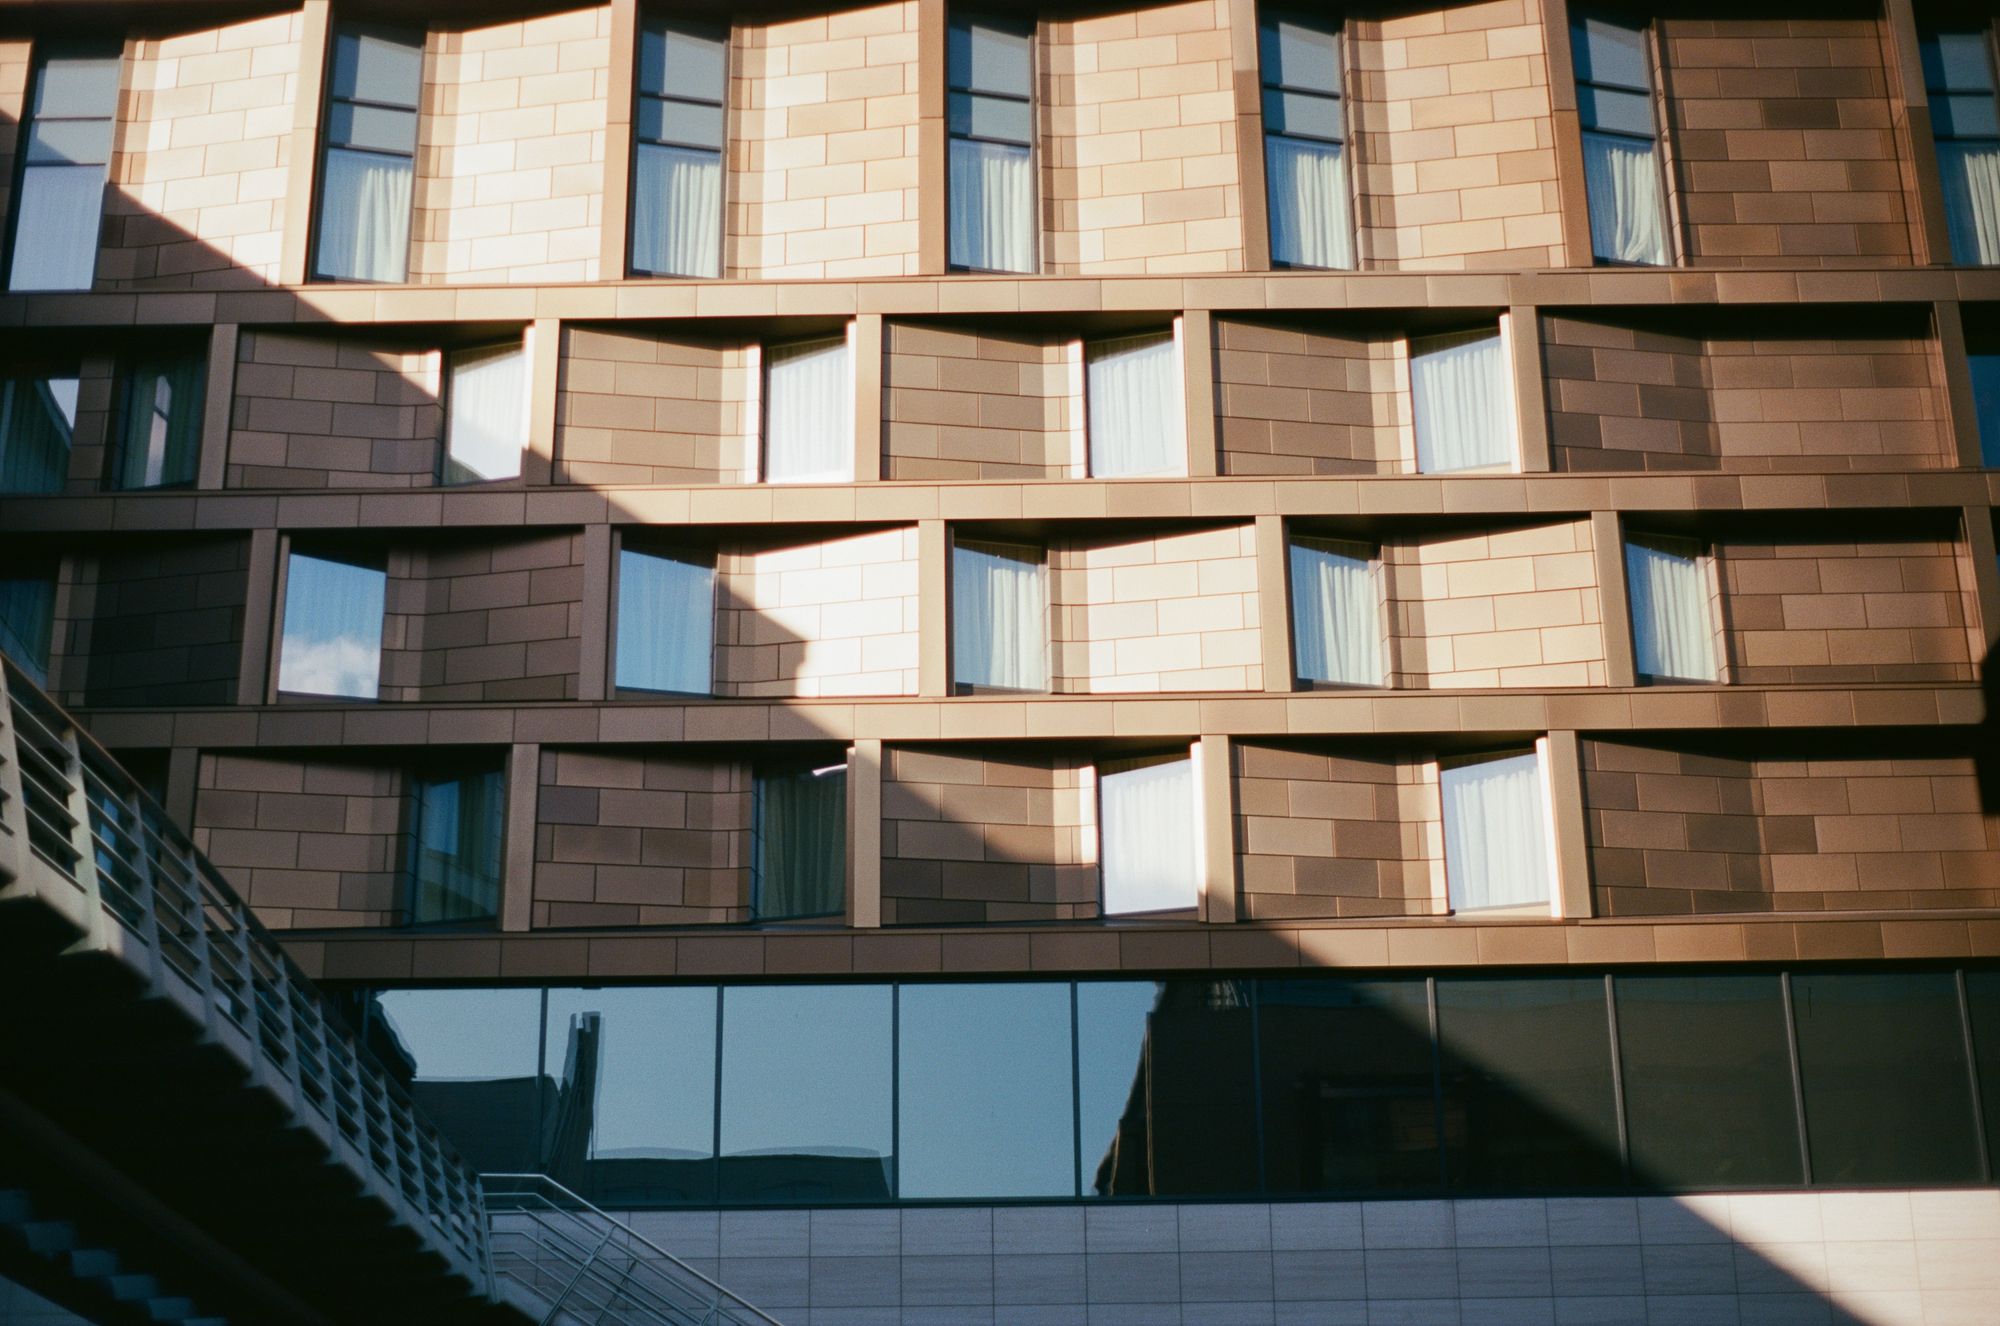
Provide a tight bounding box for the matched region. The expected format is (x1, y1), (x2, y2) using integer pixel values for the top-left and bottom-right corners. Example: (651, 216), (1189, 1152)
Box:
(1544, 317), (1715, 473)
(230, 331), (442, 488)
(1050, 523), (1262, 692)
(1234, 741), (1441, 920)
(1662, 17), (1912, 268)
(0, 40), (31, 233)
(556, 325), (753, 484)
(62, 537), (247, 708)
(413, 7), (612, 284)
(1350, 0), (1566, 270)
(1213, 318), (1409, 476)
(534, 748), (750, 926)
(1386, 520), (1607, 688)
(882, 323), (1073, 479)
(714, 526), (920, 697)
(1042, 0), (1245, 275)
(378, 531), (586, 702)
(881, 745), (1095, 924)
(1704, 333), (1947, 471)
(730, 1), (921, 279)
(101, 12), (301, 290)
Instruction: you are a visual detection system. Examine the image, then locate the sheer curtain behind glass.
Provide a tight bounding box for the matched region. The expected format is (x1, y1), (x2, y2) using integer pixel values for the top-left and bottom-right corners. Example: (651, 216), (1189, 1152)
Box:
(277, 552), (386, 699)
(1925, 32), (2000, 265)
(764, 337), (854, 482)
(115, 351), (202, 489)
(615, 547), (713, 694)
(0, 374), (80, 493)
(1289, 538), (1382, 686)
(953, 541), (1047, 690)
(948, 17), (1035, 272)
(631, 22), (725, 278)
(444, 342), (528, 483)
(1099, 755), (1198, 915)
(1087, 332), (1183, 476)
(754, 766), (846, 919)
(9, 52), (119, 292)
(1410, 329), (1513, 473)
(409, 769), (504, 924)
(1441, 751), (1553, 912)
(1625, 537), (1716, 681)
(1574, 15), (1669, 265)
(1260, 14), (1352, 269)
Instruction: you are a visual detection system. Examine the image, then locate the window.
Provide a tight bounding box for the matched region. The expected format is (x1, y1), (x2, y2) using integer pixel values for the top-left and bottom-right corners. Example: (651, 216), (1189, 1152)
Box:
(1086, 330), (1184, 476)
(1288, 536), (1382, 686)
(443, 340), (529, 484)
(7, 49), (118, 292)
(1573, 14), (1669, 266)
(408, 766), (504, 925)
(1098, 752), (1199, 915)
(314, 25), (422, 283)
(631, 20), (725, 279)
(277, 550), (386, 699)
(1624, 534), (1716, 682)
(1922, 31), (2000, 265)
(1409, 328), (1514, 473)
(752, 762), (846, 920)
(111, 349), (202, 490)
(1260, 12), (1352, 269)
(1971, 352), (2000, 466)
(0, 371), (80, 494)
(0, 566), (56, 686)
(948, 14), (1035, 273)
(952, 539), (1047, 691)
(371, 988), (545, 1173)
(762, 335), (853, 483)
(614, 545), (713, 695)
(1439, 749), (1555, 913)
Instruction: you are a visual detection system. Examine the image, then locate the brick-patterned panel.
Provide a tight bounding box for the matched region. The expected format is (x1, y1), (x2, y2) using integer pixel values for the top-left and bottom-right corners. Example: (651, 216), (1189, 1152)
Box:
(1043, 0), (1244, 275)
(1662, 16), (1912, 267)
(101, 11), (301, 290)
(715, 526), (920, 697)
(69, 537), (247, 708)
(556, 325), (752, 484)
(1214, 318), (1409, 476)
(413, 7), (611, 284)
(229, 331), (442, 488)
(881, 745), (1095, 925)
(883, 323), (1072, 479)
(731, 1), (920, 279)
(1351, 0), (1566, 270)
(58, 353), (118, 494)
(1544, 317), (1716, 473)
(1051, 524), (1262, 692)
(1234, 741), (1441, 920)
(534, 748), (751, 927)
(380, 532), (586, 702)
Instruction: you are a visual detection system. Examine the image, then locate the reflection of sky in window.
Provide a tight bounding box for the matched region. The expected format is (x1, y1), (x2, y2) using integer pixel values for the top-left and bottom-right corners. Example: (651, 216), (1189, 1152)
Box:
(375, 988), (540, 1080)
(899, 983), (1074, 1198)
(720, 985), (891, 1159)
(44, 377), (78, 429)
(1076, 981), (1160, 1182)
(278, 552), (386, 698)
(545, 987), (716, 1161)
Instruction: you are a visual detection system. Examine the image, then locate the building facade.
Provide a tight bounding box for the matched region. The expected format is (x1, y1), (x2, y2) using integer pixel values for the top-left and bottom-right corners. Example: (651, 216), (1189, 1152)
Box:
(1, 0), (1999, 1321)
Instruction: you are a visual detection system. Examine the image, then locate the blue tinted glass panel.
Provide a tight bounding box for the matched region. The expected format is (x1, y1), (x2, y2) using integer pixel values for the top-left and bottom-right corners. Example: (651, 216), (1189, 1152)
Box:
(948, 17), (1031, 96)
(331, 27), (424, 108)
(1578, 85), (1654, 137)
(1573, 15), (1649, 90)
(1924, 32), (1996, 94)
(0, 573), (56, 685)
(326, 102), (419, 155)
(372, 988), (546, 1174)
(1262, 88), (1343, 142)
(1971, 354), (2000, 465)
(1934, 92), (2000, 140)
(639, 98), (725, 151)
(1260, 16), (1340, 95)
(0, 376), (78, 493)
(641, 24), (726, 103)
(409, 768), (503, 925)
(32, 55), (119, 118)
(615, 547), (713, 694)
(949, 90), (1033, 144)
(277, 552), (385, 699)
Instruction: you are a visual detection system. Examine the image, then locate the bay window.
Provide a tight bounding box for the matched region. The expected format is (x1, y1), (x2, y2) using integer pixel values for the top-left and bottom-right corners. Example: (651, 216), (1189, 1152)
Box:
(1260, 11), (1352, 269)
(948, 13), (1035, 273)
(314, 25), (422, 283)
(7, 47), (119, 292)
(632, 19), (726, 279)
(1573, 13), (1670, 266)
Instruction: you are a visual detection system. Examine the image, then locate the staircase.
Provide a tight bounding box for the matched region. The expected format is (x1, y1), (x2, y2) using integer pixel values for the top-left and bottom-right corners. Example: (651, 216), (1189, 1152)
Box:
(0, 1188), (226, 1326)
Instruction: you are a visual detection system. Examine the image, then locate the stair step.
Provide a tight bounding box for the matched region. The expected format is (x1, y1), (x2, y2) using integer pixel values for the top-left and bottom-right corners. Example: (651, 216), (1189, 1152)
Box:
(68, 1246), (121, 1278)
(106, 1273), (161, 1302)
(20, 1219), (76, 1255)
(0, 1190), (32, 1224)
(145, 1296), (197, 1321)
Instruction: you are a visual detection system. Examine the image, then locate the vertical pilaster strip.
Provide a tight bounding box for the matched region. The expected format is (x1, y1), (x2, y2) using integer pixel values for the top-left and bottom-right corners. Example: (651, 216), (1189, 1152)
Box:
(1181, 308), (1218, 477)
(1591, 511), (1637, 688)
(1936, 300), (1985, 468)
(1225, 0), (1270, 271)
(526, 317), (562, 485)
(501, 743), (539, 933)
(846, 738), (883, 929)
(919, 519), (950, 696)
(1197, 734), (1237, 924)
(600, 0), (638, 280)
(197, 323), (238, 491)
(1254, 514), (1293, 693)
(237, 528), (281, 706)
(279, 0), (332, 287)
(1538, 0), (1593, 268)
(1544, 730), (1594, 920)
(1883, 0), (1953, 265)
(917, 0), (948, 275)
(578, 524), (612, 701)
(1964, 505), (2000, 656)
(853, 313), (885, 481)
(1509, 305), (1552, 473)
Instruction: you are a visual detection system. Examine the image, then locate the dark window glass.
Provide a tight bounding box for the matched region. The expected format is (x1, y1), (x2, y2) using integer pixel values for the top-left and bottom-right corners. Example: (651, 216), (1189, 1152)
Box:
(1615, 972), (1802, 1188)
(1968, 971), (2000, 1164)
(631, 21), (725, 278)
(899, 982), (1075, 1198)
(0, 565), (57, 686)
(1793, 971), (1982, 1184)
(1076, 980), (1258, 1196)
(1257, 977), (1438, 1193)
(371, 987), (546, 1174)
(718, 984), (893, 1202)
(315, 25), (422, 282)
(752, 763), (846, 920)
(541, 987), (719, 1206)
(1436, 976), (1623, 1190)
(1971, 353), (2000, 466)
(112, 348), (203, 490)
(1921, 31), (2000, 264)
(0, 371), (81, 494)
(408, 767), (505, 925)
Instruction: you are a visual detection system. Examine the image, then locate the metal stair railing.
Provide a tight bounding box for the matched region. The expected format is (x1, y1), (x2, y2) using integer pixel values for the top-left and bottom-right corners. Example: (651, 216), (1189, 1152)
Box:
(481, 1174), (784, 1326)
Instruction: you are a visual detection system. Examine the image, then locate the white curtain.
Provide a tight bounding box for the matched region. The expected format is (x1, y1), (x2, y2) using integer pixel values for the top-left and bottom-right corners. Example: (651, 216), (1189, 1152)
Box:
(278, 552), (385, 699)
(1441, 751), (1552, 912)
(1583, 133), (1668, 266)
(949, 138), (1035, 273)
(1411, 329), (1513, 473)
(1099, 755), (1198, 915)
(615, 548), (713, 694)
(633, 143), (722, 278)
(755, 766), (846, 919)
(1087, 332), (1184, 477)
(317, 149), (413, 282)
(445, 343), (528, 483)
(9, 164), (106, 291)
(764, 336), (854, 483)
(952, 541), (1047, 690)
(1289, 538), (1382, 686)
(1938, 141), (2000, 266)
(1266, 136), (1354, 270)
(1626, 538), (1716, 682)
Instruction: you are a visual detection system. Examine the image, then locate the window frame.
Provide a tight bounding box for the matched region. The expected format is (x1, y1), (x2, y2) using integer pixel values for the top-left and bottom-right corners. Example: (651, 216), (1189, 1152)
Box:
(3, 41), (121, 293)
(310, 21), (424, 285)
(610, 536), (716, 698)
(629, 13), (731, 279)
(1570, 10), (1677, 268)
(950, 535), (1051, 695)
(946, 9), (1040, 274)
(1257, 8), (1357, 270)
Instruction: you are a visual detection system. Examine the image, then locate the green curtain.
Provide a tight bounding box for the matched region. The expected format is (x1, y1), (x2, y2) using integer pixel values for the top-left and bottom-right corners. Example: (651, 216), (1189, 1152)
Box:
(114, 350), (203, 489)
(754, 766), (846, 919)
(409, 768), (504, 925)
(0, 574), (56, 685)
(0, 376), (76, 494)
